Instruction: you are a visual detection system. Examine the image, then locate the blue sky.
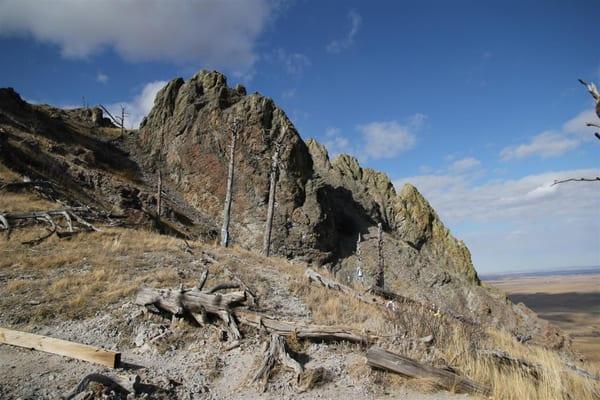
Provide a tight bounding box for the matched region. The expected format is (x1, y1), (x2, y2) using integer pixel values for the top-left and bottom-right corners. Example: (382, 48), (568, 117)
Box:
(1, 0), (598, 273)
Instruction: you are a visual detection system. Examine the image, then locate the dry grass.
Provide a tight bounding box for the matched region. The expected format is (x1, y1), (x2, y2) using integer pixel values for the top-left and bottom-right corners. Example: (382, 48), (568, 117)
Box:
(0, 225), (199, 325)
(0, 192), (58, 212)
(439, 325), (600, 399)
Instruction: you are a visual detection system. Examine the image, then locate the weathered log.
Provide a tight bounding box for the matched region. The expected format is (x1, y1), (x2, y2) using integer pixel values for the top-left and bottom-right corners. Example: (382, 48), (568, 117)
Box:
(249, 333), (303, 392)
(234, 309), (371, 344)
(367, 346), (490, 395)
(135, 286), (245, 340)
(62, 373), (139, 400)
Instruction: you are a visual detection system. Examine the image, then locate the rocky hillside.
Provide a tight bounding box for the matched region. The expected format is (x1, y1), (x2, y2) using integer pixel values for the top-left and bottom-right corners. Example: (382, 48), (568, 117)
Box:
(2, 71), (599, 400)
(0, 71), (564, 346)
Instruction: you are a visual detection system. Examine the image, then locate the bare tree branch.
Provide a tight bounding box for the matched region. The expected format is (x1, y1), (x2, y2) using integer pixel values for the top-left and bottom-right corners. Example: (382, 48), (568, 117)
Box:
(552, 177), (600, 186)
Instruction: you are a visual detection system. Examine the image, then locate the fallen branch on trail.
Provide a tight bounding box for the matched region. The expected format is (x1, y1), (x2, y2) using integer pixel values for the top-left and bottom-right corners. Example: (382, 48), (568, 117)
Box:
(367, 346), (490, 396)
(62, 373), (139, 400)
(0, 327), (120, 368)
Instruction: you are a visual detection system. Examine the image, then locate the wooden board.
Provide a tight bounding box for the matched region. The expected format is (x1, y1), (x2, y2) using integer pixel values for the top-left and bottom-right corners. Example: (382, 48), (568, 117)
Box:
(0, 327), (120, 368)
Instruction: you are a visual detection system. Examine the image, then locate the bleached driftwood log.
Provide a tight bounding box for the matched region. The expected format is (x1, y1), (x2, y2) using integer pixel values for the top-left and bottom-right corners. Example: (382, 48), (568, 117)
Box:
(135, 285), (245, 340)
(367, 346), (490, 396)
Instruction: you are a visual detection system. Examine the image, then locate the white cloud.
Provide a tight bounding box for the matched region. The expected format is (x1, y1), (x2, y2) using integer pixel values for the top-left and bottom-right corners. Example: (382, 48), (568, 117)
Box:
(500, 131), (579, 160)
(268, 49), (311, 75)
(500, 108), (596, 160)
(317, 116), (423, 162)
(449, 157), (481, 173)
(0, 0), (272, 73)
(323, 127), (351, 158)
(326, 10), (362, 54)
(562, 109), (597, 135)
(107, 80), (167, 129)
(96, 72), (108, 84)
(358, 120), (417, 160)
(394, 168), (600, 272)
(281, 88), (297, 100)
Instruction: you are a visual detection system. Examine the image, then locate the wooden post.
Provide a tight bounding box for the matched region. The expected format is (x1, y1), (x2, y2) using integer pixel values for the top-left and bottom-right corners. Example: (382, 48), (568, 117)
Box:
(356, 233), (363, 281)
(120, 105), (126, 136)
(221, 121), (239, 247)
(262, 145), (280, 256)
(374, 223), (384, 288)
(157, 170), (162, 217)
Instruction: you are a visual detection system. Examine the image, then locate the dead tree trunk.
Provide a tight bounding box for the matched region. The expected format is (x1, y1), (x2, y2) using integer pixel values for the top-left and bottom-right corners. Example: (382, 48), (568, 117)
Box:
(156, 170), (162, 218)
(374, 223), (384, 288)
(367, 346), (490, 396)
(356, 233), (363, 281)
(221, 124), (238, 247)
(262, 145), (279, 256)
(248, 333), (303, 392)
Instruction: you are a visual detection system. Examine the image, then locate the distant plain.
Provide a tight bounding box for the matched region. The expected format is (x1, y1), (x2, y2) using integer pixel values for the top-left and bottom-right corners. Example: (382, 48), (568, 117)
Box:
(486, 270), (600, 364)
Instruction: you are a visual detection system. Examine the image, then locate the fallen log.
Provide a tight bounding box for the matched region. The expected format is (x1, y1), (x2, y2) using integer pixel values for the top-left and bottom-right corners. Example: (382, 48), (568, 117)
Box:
(0, 207), (101, 234)
(135, 285), (245, 340)
(248, 333), (303, 392)
(367, 346), (490, 396)
(0, 327), (120, 368)
(234, 309), (371, 344)
(135, 277), (372, 344)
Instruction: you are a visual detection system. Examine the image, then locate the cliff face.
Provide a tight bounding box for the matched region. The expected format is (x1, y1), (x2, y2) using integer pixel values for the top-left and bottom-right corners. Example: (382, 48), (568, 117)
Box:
(138, 71), (479, 283)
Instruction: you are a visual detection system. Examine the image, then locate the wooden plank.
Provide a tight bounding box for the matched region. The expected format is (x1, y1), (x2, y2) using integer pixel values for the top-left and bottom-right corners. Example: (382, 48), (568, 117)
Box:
(367, 346), (490, 395)
(0, 327), (120, 368)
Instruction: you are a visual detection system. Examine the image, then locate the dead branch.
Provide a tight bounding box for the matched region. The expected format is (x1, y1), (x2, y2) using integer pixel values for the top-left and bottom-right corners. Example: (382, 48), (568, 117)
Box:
(249, 333), (303, 392)
(0, 208), (101, 234)
(367, 346), (491, 396)
(196, 268), (209, 290)
(552, 177), (600, 186)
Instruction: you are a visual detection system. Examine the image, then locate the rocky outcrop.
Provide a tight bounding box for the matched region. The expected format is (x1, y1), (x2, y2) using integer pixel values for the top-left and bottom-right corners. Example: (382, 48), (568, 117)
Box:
(137, 70), (478, 283)
(0, 73), (564, 347)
